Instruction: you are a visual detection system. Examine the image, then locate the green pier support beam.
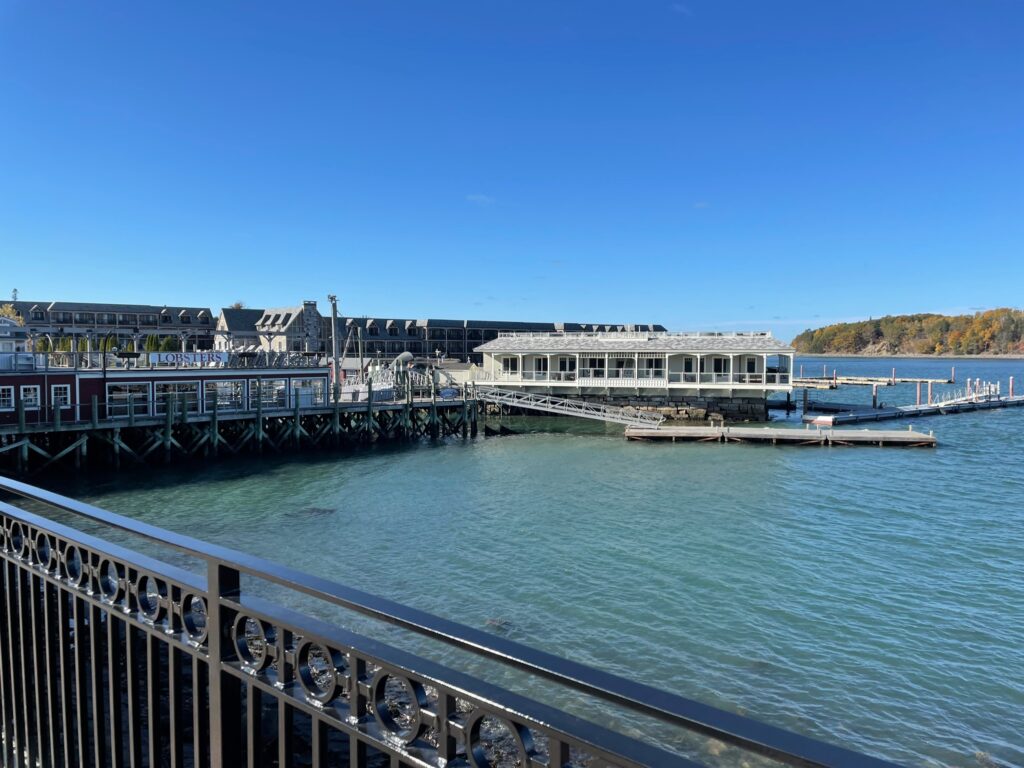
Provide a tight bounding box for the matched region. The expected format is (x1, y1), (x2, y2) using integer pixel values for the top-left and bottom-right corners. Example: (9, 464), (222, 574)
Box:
(16, 400), (26, 473)
(363, 381), (374, 439)
(91, 396), (99, 429)
(210, 390), (219, 457)
(255, 382), (264, 454)
(430, 381), (439, 439)
(165, 393), (176, 464)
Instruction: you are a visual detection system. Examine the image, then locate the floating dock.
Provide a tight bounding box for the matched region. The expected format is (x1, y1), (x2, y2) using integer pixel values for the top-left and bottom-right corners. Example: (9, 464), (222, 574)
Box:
(625, 424), (936, 447)
(794, 365), (955, 389)
(804, 395), (1024, 426)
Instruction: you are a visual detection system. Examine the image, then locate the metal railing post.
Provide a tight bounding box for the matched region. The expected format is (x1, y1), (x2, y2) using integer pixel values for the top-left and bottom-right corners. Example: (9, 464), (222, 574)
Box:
(206, 560), (241, 768)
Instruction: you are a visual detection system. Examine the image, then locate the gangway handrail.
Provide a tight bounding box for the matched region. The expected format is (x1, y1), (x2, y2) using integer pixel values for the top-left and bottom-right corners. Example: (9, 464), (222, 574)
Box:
(474, 385), (665, 428)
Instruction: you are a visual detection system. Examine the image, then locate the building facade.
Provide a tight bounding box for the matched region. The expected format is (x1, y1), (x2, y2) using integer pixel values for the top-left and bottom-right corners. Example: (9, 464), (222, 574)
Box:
(0, 317), (28, 354)
(211, 301), (665, 366)
(8, 301), (215, 351)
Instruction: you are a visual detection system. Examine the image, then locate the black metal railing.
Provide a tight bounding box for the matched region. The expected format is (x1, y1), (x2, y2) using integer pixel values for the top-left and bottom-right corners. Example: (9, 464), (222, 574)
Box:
(0, 477), (903, 768)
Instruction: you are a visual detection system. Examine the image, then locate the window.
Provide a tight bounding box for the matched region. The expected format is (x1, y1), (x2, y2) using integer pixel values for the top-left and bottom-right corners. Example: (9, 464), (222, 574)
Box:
(154, 382), (199, 414)
(429, 329), (446, 341)
(31, 310), (45, 321)
(407, 327), (419, 337)
(467, 329), (482, 341)
(161, 314), (172, 324)
(117, 313), (137, 324)
(51, 384), (71, 408)
(534, 358), (548, 372)
(558, 356), (576, 372)
(0, 386), (12, 411)
(107, 383), (150, 417)
(248, 378), (288, 408)
(713, 358), (729, 374)
(368, 325), (379, 336)
(199, 315), (210, 325)
(140, 314), (157, 326)
(97, 313), (117, 324)
(387, 326), (398, 336)
(179, 314), (192, 324)
(290, 377), (327, 407)
(74, 312), (95, 324)
(204, 380), (245, 411)
(501, 357), (519, 373)
(20, 385), (40, 409)
(747, 358), (756, 373)
(52, 311), (73, 324)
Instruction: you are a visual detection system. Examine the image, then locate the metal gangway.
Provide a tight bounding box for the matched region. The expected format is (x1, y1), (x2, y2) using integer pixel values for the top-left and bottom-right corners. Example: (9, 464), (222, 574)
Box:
(473, 385), (665, 428)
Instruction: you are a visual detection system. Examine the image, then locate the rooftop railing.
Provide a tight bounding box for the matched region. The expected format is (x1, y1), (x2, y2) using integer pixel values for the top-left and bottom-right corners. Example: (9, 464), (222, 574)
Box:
(0, 351), (330, 373)
(495, 331), (774, 340)
(0, 476), (902, 768)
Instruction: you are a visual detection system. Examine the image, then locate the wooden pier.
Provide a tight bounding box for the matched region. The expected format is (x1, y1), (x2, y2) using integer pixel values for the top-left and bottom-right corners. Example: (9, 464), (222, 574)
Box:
(625, 424), (936, 447)
(0, 395), (478, 476)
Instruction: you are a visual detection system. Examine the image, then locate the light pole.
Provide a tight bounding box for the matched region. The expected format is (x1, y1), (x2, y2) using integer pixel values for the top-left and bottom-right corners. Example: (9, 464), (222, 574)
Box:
(327, 294), (340, 403)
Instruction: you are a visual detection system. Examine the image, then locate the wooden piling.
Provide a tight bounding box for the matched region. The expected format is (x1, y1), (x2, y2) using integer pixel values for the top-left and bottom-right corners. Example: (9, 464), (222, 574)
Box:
(164, 394), (175, 463)
(210, 390), (219, 457)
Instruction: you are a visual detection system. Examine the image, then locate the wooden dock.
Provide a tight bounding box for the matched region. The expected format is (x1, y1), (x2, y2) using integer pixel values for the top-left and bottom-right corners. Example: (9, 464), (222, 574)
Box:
(624, 424), (936, 447)
(803, 395), (1024, 426)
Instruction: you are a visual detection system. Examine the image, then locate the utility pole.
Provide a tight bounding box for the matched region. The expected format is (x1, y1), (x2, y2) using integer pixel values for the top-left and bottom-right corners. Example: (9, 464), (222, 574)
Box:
(327, 294), (340, 403)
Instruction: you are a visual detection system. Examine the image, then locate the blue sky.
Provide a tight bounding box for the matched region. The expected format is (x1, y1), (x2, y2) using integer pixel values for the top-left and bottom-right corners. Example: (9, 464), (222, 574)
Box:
(1, 1), (1021, 341)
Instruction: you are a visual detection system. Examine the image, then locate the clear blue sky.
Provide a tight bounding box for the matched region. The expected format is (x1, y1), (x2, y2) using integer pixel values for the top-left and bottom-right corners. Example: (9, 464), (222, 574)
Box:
(1, 1), (1021, 341)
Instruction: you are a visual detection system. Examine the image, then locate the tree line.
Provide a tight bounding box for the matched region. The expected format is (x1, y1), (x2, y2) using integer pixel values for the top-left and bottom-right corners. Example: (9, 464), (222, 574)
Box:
(791, 309), (1024, 355)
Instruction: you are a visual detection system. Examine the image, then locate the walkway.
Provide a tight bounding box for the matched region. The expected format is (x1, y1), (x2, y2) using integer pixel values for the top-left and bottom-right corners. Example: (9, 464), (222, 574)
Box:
(473, 385), (665, 428)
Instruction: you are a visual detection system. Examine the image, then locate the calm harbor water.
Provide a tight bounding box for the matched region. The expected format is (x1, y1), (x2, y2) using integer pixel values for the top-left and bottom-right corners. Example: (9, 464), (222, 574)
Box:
(39, 357), (1024, 767)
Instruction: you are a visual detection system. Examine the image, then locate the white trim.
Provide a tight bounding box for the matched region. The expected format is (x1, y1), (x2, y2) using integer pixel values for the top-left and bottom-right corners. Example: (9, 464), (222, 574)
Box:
(51, 383), (72, 408)
(0, 385), (13, 411)
(20, 384), (41, 410)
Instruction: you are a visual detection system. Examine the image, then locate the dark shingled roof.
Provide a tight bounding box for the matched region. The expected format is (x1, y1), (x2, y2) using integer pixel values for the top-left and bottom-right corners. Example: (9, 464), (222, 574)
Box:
(217, 308), (265, 332)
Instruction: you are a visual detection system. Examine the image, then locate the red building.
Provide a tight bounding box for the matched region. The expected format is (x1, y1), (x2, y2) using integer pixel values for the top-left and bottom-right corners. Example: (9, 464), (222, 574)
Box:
(0, 351), (328, 426)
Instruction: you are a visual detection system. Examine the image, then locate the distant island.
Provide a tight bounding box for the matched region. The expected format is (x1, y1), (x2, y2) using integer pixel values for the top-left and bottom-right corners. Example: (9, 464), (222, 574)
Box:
(791, 309), (1024, 356)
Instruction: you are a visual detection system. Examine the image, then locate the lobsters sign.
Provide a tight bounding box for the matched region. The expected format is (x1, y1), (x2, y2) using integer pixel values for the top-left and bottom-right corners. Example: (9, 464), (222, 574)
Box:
(148, 352), (229, 365)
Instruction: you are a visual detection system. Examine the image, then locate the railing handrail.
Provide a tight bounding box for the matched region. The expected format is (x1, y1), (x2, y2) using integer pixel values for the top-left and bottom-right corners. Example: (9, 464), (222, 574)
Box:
(495, 331), (774, 339)
(0, 475), (900, 768)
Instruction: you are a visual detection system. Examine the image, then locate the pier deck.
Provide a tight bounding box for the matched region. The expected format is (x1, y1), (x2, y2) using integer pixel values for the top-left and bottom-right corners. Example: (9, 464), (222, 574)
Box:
(625, 424), (936, 447)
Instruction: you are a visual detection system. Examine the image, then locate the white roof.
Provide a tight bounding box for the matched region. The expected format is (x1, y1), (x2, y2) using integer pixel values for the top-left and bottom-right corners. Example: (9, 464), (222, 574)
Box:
(475, 331), (793, 355)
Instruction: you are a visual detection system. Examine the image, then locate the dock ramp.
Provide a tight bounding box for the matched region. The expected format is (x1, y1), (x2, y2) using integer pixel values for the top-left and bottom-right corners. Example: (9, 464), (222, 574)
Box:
(473, 386), (665, 428)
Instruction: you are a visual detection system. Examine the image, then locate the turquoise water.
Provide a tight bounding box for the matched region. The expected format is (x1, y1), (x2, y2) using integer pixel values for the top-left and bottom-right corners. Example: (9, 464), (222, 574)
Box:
(39, 357), (1024, 767)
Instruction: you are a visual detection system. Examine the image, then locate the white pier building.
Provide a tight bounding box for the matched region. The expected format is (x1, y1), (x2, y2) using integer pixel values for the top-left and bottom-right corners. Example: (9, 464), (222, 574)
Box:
(472, 330), (795, 419)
